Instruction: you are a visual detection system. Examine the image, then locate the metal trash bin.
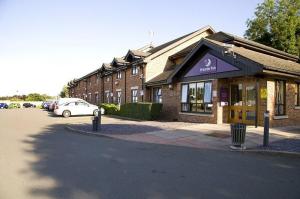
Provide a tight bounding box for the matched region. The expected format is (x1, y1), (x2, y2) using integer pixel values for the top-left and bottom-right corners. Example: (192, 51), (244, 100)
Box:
(230, 123), (246, 149)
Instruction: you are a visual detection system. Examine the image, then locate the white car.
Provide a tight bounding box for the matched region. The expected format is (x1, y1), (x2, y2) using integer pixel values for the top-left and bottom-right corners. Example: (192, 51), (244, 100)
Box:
(54, 101), (99, 118)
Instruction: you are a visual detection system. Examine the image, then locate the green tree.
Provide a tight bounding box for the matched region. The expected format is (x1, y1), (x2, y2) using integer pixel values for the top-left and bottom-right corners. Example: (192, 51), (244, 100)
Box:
(25, 93), (47, 101)
(59, 85), (69, 98)
(245, 0), (300, 56)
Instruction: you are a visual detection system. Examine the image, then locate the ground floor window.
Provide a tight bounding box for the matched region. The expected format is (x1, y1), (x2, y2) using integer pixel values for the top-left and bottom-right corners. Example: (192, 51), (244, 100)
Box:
(275, 80), (286, 115)
(181, 81), (213, 113)
(95, 93), (99, 104)
(105, 91), (110, 103)
(88, 93), (92, 102)
(131, 89), (138, 103)
(295, 83), (300, 106)
(117, 91), (122, 104)
(153, 87), (162, 103)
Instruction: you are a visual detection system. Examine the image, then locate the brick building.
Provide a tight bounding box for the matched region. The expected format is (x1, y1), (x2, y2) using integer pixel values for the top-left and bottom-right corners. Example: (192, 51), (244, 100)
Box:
(68, 27), (300, 127)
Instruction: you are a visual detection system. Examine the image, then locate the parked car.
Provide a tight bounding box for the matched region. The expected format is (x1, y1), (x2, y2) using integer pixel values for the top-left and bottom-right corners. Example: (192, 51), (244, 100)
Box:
(0, 103), (8, 109)
(42, 101), (52, 109)
(23, 103), (36, 108)
(8, 103), (21, 109)
(54, 101), (99, 118)
(48, 98), (82, 112)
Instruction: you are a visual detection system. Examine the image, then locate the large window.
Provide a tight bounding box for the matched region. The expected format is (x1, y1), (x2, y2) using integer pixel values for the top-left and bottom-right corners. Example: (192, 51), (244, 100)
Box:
(153, 88), (162, 103)
(275, 80), (286, 116)
(131, 89), (138, 102)
(181, 81), (213, 113)
(295, 83), (300, 106)
(132, 65), (138, 75)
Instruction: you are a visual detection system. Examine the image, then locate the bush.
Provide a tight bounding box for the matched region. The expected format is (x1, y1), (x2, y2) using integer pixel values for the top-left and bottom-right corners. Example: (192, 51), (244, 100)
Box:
(100, 103), (119, 115)
(118, 102), (163, 120)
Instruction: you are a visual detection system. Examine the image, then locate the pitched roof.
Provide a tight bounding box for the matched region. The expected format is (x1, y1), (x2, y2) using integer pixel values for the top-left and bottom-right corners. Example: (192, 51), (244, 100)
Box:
(167, 36), (300, 83)
(146, 69), (175, 85)
(169, 42), (198, 60)
(207, 32), (299, 62)
(147, 25), (215, 55)
(205, 38), (300, 75)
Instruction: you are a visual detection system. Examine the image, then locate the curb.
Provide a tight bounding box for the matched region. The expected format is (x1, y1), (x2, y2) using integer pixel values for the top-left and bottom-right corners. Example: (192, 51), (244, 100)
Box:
(65, 125), (300, 157)
(65, 125), (112, 139)
(239, 149), (300, 157)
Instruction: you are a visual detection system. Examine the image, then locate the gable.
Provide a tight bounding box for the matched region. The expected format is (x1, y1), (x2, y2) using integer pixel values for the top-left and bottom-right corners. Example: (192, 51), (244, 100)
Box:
(184, 53), (239, 77)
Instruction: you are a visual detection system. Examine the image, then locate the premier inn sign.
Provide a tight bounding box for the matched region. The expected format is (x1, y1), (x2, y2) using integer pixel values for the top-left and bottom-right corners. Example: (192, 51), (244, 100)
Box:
(184, 53), (239, 77)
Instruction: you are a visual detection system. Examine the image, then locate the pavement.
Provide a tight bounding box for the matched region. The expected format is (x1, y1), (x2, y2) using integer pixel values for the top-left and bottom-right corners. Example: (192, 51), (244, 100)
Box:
(66, 115), (300, 154)
(1, 109), (300, 199)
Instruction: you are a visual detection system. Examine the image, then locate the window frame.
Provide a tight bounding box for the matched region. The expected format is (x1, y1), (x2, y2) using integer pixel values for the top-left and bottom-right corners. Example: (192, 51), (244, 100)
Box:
(180, 81), (213, 114)
(132, 65), (138, 75)
(131, 89), (138, 103)
(117, 91), (122, 104)
(153, 87), (162, 103)
(116, 71), (122, 79)
(275, 80), (286, 116)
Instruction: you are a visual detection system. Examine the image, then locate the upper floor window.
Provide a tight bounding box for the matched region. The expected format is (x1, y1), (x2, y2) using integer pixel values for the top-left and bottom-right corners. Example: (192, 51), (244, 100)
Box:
(275, 80), (286, 116)
(96, 74), (100, 84)
(117, 71), (122, 79)
(153, 88), (162, 103)
(106, 77), (110, 82)
(295, 83), (300, 106)
(131, 89), (138, 103)
(181, 81), (212, 113)
(132, 65), (138, 75)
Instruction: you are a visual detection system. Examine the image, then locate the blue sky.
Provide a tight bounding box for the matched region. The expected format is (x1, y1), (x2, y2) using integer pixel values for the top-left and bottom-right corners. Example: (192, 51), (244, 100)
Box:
(0, 0), (263, 96)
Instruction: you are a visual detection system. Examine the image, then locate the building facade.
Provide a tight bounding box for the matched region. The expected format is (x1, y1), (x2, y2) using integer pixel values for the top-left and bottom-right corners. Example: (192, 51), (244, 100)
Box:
(68, 27), (300, 127)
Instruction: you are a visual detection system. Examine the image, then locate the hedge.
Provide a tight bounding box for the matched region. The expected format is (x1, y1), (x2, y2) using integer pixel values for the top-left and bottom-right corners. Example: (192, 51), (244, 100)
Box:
(100, 103), (119, 115)
(118, 102), (163, 120)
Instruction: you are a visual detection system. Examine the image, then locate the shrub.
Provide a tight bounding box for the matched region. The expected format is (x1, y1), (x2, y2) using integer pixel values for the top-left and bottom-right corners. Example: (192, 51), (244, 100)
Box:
(100, 103), (119, 115)
(118, 102), (163, 120)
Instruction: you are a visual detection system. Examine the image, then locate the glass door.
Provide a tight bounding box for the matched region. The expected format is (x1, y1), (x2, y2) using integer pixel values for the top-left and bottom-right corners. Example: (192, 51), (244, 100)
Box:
(229, 82), (256, 125)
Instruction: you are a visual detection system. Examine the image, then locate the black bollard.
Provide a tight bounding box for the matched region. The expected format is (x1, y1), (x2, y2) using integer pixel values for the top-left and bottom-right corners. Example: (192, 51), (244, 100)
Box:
(263, 110), (270, 147)
(98, 110), (101, 131)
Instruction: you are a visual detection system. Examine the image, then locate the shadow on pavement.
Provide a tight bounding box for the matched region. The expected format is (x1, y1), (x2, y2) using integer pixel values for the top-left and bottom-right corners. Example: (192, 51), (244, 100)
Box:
(68, 123), (164, 135)
(20, 123), (300, 199)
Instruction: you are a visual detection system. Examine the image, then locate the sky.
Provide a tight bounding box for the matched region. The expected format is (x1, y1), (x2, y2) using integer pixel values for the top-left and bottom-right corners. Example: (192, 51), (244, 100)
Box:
(0, 0), (263, 96)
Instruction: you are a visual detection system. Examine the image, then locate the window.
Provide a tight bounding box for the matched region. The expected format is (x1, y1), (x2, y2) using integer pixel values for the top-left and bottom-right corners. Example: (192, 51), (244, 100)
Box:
(181, 81), (213, 113)
(106, 77), (110, 82)
(96, 74), (99, 84)
(95, 93), (99, 104)
(88, 93), (92, 102)
(105, 91), (110, 103)
(153, 88), (162, 103)
(89, 79), (92, 87)
(117, 91), (122, 104)
(117, 71), (122, 79)
(275, 80), (286, 116)
(131, 89), (138, 102)
(295, 83), (300, 106)
(132, 65), (138, 75)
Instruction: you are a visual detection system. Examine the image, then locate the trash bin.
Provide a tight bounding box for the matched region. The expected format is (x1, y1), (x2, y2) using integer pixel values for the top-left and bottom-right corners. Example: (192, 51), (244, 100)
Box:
(230, 123), (246, 149)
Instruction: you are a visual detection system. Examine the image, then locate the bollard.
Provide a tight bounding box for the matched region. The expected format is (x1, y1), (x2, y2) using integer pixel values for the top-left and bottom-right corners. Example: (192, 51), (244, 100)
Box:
(263, 110), (270, 147)
(98, 110), (101, 131)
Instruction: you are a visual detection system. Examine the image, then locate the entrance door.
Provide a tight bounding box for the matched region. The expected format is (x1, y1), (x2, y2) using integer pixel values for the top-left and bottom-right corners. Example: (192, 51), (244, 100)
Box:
(229, 82), (256, 125)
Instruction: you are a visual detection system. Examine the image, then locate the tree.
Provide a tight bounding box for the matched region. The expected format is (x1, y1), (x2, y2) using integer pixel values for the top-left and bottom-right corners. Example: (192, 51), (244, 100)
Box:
(245, 0), (300, 56)
(59, 85), (69, 98)
(25, 93), (47, 101)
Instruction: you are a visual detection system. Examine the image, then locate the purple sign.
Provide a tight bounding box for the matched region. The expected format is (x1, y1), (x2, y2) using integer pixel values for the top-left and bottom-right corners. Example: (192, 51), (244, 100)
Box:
(184, 53), (239, 77)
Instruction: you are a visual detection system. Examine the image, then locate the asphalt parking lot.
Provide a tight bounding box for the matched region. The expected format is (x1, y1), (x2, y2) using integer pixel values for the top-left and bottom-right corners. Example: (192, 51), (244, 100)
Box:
(1, 109), (300, 199)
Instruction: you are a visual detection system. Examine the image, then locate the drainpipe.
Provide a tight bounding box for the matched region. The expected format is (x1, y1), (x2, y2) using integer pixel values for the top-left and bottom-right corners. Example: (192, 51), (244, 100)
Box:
(124, 67), (127, 104)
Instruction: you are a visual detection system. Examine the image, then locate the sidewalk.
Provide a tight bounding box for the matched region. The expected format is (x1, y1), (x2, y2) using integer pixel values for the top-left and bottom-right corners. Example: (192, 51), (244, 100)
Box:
(66, 116), (300, 153)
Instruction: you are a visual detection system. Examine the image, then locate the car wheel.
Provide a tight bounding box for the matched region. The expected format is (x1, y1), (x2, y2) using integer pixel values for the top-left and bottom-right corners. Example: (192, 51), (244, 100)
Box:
(62, 110), (71, 118)
(93, 109), (99, 116)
